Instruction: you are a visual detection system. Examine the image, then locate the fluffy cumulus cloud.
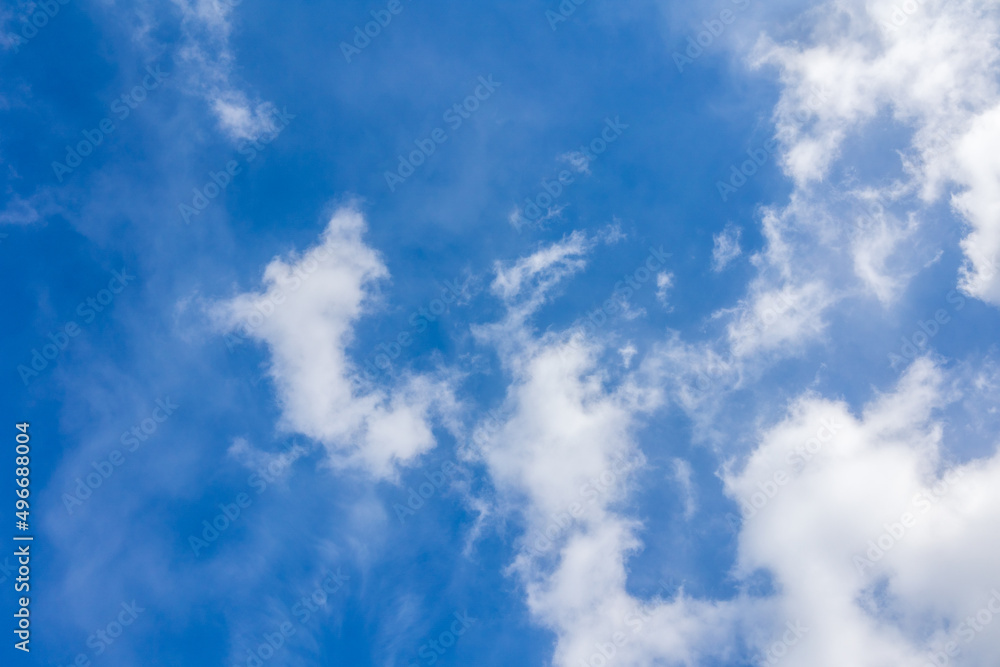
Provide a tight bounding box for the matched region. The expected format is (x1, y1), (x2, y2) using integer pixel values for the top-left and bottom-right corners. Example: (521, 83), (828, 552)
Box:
(211, 207), (455, 478)
(725, 358), (1000, 666)
(472, 237), (746, 667)
(951, 107), (1000, 303)
(633, 5), (1000, 659)
(753, 0), (1000, 305)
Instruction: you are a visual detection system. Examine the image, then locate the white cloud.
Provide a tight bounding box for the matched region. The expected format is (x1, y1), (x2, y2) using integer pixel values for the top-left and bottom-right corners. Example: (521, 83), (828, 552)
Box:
(712, 224), (742, 272)
(724, 357), (1000, 666)
(619, 343), (637, 369)
(850, 194), (919, 305)
(473, 231), (1000, 667)
(0, 194), (41, 225)
(210, 206), (455, 478)
(596, 221), (627, 245)
(559, 150), (592, 175)
(753, 0), (1000, 305)
(209, 91), (278, 142)
(475, 333), (741, 667)
(471, 3), (1000, 664)
(725, 280), (835, 358)
(641, 331), (739, 420)
(638, 193), (848, 438)
(655, 271), (674, 307)
(472, 236), (744, 667)
(526, 350), (1000, 667)
(172, 0), (278, 141)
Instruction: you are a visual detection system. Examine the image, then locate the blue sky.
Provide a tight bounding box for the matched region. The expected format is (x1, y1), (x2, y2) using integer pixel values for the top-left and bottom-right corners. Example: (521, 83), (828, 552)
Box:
(4, 0), (1000, 665)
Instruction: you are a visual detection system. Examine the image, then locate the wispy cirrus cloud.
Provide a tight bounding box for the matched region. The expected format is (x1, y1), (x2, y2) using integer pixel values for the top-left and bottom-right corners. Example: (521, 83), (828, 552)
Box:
(171, 0), (278, 141)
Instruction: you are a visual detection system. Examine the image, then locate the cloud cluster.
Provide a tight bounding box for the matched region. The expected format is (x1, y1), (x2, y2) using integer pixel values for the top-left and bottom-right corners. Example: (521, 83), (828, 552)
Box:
(725, 358), (1000, 666)
(479, 241), (1000, 664)
(641, 0), (1000, 442)
(198, 3), (1000, 665)
(754, 0), (1000, 305)
(471, 237), (747, 666)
